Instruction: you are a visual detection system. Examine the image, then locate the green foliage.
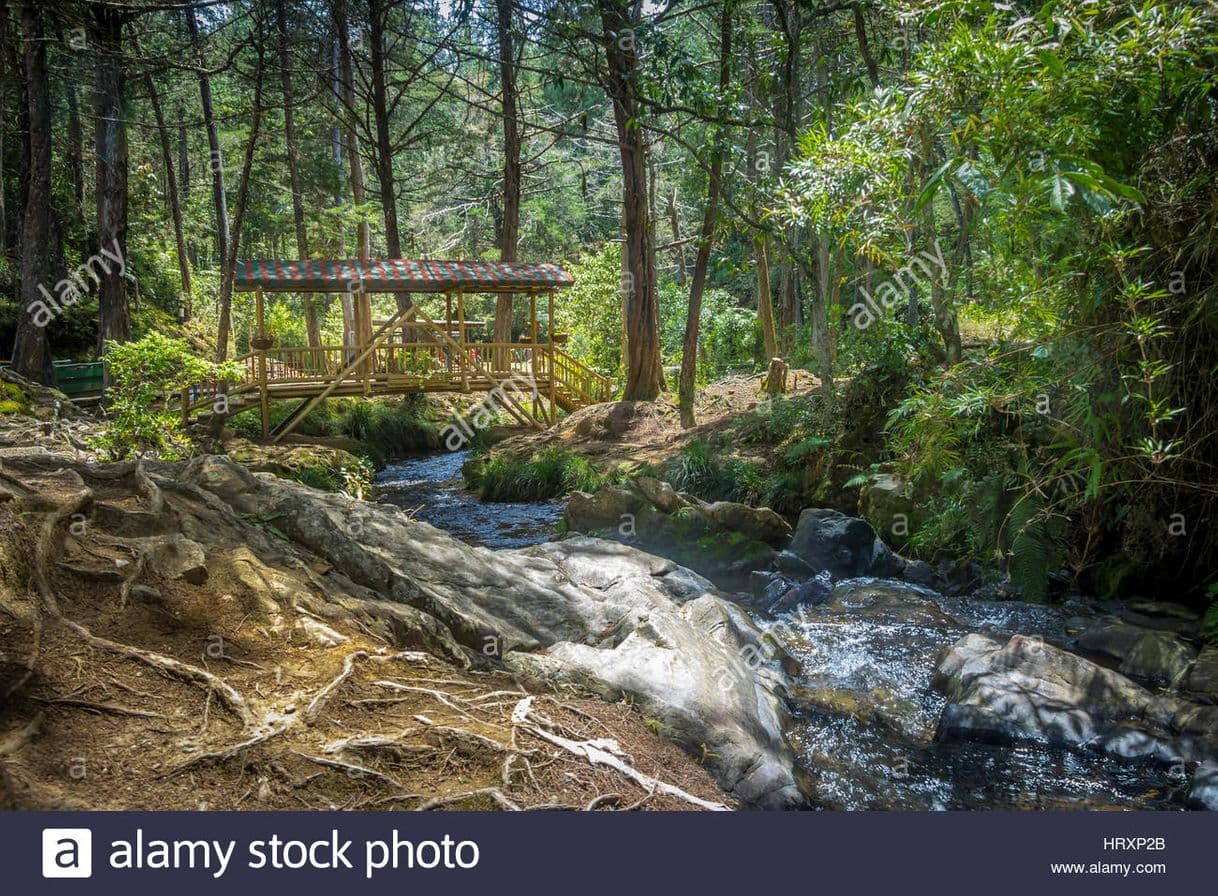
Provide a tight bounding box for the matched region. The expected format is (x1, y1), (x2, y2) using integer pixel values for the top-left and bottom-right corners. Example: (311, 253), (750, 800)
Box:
(228, 396), (441, 465)
(469, 446), (605, 502)
(665, 439), (765, 505)
(92, 333), (238, 461)
(1203, 585), (1218, 646)
(339, 397), (441, 465)
(294, 455), (374, 499)
(660, 284), (762, 375)
(0, 382), (29, 416)
(1004, 495), (1052, 603)
(556, 243), (625, 376)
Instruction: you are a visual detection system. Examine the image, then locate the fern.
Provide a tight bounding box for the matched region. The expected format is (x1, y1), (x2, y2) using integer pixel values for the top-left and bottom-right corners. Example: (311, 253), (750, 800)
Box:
(1005, 494), (1051, 602)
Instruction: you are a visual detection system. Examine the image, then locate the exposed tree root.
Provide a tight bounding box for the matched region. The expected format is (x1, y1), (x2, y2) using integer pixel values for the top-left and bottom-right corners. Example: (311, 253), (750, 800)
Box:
(27, 695), (166, 719)
(303, 650), (430, 724)
(57, 617), (255, 727)
(414, 787), (521, 811)
(512, 697), (729, 811)
(289, 750), (407, 791)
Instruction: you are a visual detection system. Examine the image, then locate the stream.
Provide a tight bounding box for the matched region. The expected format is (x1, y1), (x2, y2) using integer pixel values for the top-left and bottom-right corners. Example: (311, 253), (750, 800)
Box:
(375, 450), (1185, 810)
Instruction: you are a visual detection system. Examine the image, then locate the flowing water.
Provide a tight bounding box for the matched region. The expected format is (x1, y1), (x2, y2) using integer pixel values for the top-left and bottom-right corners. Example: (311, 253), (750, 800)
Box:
(375, 450), (563, 549)
(763, 581), (1184, 809)
(374, 452), (1186, 810)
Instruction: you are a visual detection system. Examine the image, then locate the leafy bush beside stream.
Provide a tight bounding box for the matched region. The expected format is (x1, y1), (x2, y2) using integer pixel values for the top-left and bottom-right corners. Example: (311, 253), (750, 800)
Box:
(465, 446), (609, 502)
(228, 395), (441, 466)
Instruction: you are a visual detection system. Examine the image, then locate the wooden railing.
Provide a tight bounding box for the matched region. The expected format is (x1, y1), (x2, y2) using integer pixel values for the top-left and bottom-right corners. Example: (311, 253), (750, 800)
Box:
(183, 340), (614, 423)
(546, 347), (615, 404)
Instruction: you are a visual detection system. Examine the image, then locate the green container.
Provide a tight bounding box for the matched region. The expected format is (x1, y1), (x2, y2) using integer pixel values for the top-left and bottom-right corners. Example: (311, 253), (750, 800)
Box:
(53, 360), (106, 397)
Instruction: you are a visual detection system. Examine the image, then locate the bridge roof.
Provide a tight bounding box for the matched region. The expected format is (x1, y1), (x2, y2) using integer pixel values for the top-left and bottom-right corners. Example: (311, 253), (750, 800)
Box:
(235, 259), (574, 293)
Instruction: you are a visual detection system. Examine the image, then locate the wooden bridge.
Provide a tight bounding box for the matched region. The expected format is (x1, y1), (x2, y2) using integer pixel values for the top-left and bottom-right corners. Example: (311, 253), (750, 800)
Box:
(184, 259), (614, 441)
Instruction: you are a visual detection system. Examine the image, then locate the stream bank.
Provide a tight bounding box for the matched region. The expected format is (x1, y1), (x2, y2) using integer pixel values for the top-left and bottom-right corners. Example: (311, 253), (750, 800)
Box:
(380, 447), (1217, 810)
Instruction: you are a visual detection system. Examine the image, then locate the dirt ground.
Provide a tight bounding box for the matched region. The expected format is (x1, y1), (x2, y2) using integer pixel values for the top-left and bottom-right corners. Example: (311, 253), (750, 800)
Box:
(487, 371), (820, 471)
(0, 451), (730, 812)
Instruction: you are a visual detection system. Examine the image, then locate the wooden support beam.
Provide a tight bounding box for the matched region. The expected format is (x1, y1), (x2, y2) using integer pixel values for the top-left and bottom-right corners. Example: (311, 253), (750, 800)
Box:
(408, 314), (543, 430)
(457, 289), (468, 392)
(548, 291), (557, 426)
(271, 302), (421, 443)
(255, 287), (270, 438)
(530, 294), (539, 420)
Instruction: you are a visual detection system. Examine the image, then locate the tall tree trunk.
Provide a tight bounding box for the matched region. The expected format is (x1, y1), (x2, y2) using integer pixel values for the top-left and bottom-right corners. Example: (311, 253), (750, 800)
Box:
(93, 2), (129, 359)
(0, 0), (7, 258)
(65, 80), (85, 224)
(333, 0), (368, 262)
(275, 0), (320, 348)
(177, 103), (197, 268)
(10, 0), (52, 383)
(756, 235), (777, 360)
(811, 233), (834, 393)
(333, 0), (367, 356)
(598, 0), (661, 401)
(494, 0), (521, 371)
(772, 0), (802, 347)
(186, 7), (229, 270)
(367, 0), (398, 258)
(145, 73), (191, 320)
(667, 187), (685, 285)
(215, 32), (266, 362)
(678, 1), (731, 427)
(853, 5), (879, 89)
(920, 129), (962, 364)
(367, 0), (413, 338)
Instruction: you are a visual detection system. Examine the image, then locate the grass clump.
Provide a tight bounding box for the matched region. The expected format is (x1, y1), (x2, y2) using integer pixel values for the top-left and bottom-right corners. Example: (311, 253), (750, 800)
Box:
(228, 395), (440, 465)
(340, 397), (441, 464)
(468, 446), (604, 502)
(664, 439), (766, 505)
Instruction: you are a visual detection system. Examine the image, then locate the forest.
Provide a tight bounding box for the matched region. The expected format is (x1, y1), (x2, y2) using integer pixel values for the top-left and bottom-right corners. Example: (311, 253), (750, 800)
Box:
(1, 0), (1217, 813)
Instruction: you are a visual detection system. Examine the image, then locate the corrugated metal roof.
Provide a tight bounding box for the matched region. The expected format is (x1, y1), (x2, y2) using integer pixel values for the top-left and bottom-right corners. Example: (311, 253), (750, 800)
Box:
(235, 259), (574, 293)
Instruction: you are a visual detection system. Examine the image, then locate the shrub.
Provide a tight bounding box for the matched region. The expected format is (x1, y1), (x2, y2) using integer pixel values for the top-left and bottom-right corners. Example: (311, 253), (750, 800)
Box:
(1203, 585), (1218, 647)
(665, 439), (766, 505)
(468, 446), (604, 502)
(0, 381), (29, 416)
(92, 333), (238, 461)
(339, 396), (441, 464)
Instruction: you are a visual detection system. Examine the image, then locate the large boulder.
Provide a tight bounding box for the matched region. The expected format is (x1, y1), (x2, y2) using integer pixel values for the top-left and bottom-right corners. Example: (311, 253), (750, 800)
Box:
(1118, 631), (1196, 686)
(1077, 620), (1197, 686)
(1185, 647), (1218, 703)
(1188, 761), (1218, 811)
(185, 456), (805, 808)
(632, 476), (686, 514)
(565, 484), (781, 587)
(857, 473), (923, 548)
(933, 633), (1217, 766)
(787, 508), (902, 579)
(564, 487), (642, 533)
(703, 501), (792, 546)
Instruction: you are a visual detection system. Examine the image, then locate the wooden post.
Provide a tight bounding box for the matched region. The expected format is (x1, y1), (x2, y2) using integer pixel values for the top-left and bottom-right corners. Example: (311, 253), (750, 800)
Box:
(547, 290), (556, 423)
(530, 293), (539, 419)
(457, 289), (469, 392)
(358, 283), (373, 394)
(445, 292), (453, 374)
(255, 287), (270, 439)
